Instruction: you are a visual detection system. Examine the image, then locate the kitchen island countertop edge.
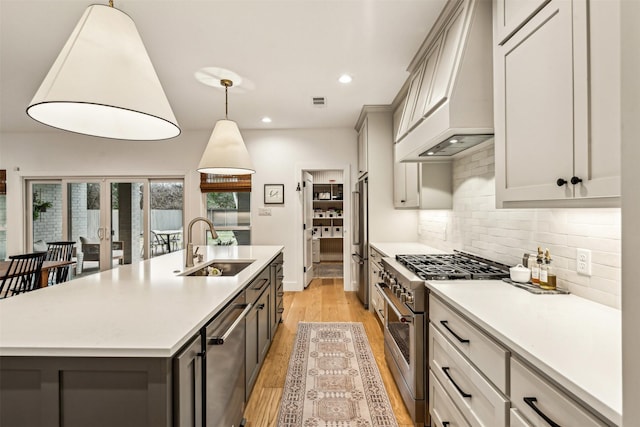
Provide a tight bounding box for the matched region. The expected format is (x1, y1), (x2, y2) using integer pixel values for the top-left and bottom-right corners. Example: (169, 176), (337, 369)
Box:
(0, 245), (283, 358)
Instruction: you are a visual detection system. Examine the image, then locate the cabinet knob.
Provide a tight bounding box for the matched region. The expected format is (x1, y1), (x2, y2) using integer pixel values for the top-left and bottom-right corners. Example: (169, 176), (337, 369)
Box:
(400, 200), (406, 203)
(556, 178), (568, 187)
(570, 176), (583, 185)
(257, 303), (265, 310)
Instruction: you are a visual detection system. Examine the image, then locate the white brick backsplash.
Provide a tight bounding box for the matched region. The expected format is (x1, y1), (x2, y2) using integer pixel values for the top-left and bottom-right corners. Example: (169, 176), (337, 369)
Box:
(418, 143), (621, 308)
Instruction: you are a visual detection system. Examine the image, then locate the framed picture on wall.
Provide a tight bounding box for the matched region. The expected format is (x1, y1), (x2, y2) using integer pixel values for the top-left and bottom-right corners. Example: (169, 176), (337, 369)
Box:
(264, 184), (284, 204)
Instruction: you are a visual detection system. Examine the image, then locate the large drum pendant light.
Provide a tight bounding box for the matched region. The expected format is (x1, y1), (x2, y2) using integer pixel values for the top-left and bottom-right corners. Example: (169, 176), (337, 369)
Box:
(197, 79), (255, 175)
(26, 2), (180, 140)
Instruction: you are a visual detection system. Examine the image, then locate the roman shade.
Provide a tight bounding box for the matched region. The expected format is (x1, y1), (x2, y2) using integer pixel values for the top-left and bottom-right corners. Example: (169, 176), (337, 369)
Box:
(0, 170), (6, 195)
(200, 174), (251, 193)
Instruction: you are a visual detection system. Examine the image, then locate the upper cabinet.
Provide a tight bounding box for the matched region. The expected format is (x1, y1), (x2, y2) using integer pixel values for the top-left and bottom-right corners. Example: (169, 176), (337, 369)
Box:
(393, 99), (420, 208)
(392, 98), (452, 210)
(395, 0), (494, 162)
(494, 0), (550, 44)
(357, 117), (368, 177)
(493, 0), (621, 207)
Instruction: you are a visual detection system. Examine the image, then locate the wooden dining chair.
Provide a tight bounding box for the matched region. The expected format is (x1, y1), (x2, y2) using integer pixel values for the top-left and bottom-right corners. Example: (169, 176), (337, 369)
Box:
(0, 252), (47, 298)
(46, 241), (76, 284)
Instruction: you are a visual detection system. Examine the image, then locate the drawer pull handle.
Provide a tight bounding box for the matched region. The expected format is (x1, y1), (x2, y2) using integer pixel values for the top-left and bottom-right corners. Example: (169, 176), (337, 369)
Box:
(442, 423), (450, 427)
(442, 367), (472, 398)
(251, 278), (269, 291)
(440, 320), (470, 343)
(524, 397), (561, 427)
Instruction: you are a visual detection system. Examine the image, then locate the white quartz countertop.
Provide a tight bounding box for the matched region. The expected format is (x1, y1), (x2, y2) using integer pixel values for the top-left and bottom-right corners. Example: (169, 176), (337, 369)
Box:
(0, 245), (283, 358)
(427, 280), (621, 425)
(369, 242), (444, 257)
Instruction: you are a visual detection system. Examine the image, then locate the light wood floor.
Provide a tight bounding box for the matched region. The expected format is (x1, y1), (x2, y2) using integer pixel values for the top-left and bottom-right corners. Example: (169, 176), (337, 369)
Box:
(243, 277), (414, 427)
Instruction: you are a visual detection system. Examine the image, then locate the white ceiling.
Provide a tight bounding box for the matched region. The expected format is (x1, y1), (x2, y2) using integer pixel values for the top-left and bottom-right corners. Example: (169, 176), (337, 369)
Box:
(0, 0), (447, 135)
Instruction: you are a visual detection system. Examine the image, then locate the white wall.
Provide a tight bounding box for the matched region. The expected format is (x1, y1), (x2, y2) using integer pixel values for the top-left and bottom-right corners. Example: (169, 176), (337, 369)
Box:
(242, 128), (357, 290)
(418, 142), (621, 308)
(0, 127), (358, 291)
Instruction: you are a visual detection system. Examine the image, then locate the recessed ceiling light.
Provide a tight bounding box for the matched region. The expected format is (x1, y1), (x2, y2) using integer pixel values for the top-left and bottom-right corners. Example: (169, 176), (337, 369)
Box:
(261, 117), (272, 123)
(426, 152), (435, 156)
(449, 139), (458, 143)
(338, 74), (352, 84)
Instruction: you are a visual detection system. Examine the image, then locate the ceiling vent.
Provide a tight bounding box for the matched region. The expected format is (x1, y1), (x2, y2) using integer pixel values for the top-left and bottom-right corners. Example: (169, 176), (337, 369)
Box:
(312, 96), (327, 107)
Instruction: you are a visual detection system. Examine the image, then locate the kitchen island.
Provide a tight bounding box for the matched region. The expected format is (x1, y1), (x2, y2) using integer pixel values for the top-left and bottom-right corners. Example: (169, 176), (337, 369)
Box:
(0, 245), (283, 427)
(427, 280), (621, 426)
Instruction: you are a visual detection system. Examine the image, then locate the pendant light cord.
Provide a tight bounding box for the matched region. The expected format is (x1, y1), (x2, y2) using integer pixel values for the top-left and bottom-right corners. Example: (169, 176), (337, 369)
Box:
(220, 79), (233, 120)
(225, 84), (229, 119)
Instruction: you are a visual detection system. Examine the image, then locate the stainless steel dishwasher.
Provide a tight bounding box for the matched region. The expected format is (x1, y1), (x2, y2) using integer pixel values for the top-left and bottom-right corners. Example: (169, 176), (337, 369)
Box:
(204, 291), (252, 427)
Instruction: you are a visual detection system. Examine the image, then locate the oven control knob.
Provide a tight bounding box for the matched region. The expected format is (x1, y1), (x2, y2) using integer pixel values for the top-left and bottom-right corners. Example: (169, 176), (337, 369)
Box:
(400, 292), (408, 303)
(395, 287), (403, 298)
(405, 293), (414, 304)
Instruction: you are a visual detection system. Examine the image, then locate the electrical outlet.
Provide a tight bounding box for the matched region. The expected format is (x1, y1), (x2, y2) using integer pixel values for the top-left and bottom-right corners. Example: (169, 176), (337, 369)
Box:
(577, 248), (592, 276)
(258, 208), (272, 216)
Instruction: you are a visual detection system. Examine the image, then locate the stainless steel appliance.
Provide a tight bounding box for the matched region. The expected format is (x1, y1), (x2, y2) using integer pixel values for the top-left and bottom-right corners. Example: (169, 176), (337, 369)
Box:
(376, 250), (509, 426)
(204, 291), (253, 427)
(352, 176), (368, 308)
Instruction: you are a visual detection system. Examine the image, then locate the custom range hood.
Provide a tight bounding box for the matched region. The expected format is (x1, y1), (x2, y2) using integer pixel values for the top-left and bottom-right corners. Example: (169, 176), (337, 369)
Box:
(395, 0), (493, 161)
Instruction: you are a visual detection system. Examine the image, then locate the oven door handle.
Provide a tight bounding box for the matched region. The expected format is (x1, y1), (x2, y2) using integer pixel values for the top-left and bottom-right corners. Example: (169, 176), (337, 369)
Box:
(374, 283), (413, 324)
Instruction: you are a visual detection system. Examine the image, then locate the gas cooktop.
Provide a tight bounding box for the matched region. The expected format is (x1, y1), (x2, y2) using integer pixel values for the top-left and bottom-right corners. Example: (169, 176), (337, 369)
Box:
(395, 250), (510, 280)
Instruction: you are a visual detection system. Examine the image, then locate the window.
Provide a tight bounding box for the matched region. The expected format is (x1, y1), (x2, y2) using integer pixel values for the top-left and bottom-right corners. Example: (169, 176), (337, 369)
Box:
(206, 192), (251, 245)
(200, 174), (252, 246)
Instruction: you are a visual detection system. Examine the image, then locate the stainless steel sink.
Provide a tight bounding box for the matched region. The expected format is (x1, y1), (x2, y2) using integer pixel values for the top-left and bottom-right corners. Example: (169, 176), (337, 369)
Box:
(184, 261), (253, 277)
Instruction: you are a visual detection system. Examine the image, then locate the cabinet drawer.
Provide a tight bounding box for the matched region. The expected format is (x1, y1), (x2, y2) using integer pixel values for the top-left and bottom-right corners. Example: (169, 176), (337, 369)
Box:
(511, 358), (608, 427)
(246, 267), (271, 303)
(430, 324), (509, 427)
(371, 286), (385, 324)
(430, 295), (509, 392)
(510, 408), (532, 427)
(429, 370), (471, 427)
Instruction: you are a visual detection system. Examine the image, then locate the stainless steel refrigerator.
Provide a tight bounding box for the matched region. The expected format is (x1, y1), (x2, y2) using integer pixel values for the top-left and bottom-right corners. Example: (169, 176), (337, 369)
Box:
(352, 176), (368, 308)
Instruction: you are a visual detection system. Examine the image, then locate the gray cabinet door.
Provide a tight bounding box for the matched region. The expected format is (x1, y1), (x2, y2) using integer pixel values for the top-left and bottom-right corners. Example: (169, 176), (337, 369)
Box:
(174, 334), (203, 427)
(257, 288), (272, 364)
(245, 300), (259, 400)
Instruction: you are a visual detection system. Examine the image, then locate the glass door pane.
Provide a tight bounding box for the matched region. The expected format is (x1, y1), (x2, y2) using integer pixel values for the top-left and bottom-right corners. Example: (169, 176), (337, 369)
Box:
(68, 181), (103, 276)
(109, 181), (145, 266)
(149, 181), (184, 257)
(31, 182), (63, 251)
(0, 193), (5, 260)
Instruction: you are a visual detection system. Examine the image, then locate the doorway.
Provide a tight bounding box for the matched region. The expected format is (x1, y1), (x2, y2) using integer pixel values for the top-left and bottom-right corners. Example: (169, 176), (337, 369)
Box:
(303, 170), (345, 283)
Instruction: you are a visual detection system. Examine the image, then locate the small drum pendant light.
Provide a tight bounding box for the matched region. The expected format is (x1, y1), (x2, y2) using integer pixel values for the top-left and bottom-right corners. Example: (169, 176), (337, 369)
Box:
(197, 79), (255, 175)
(26, 2), (180, 140)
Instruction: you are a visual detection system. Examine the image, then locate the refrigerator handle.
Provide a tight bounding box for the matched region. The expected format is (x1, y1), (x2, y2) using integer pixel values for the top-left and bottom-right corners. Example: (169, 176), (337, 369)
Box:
(352, 190), (360, 245)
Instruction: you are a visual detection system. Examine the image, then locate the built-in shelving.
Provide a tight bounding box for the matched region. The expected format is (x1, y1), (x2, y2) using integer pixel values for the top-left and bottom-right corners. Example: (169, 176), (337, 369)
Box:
(312, 182), (343, 260)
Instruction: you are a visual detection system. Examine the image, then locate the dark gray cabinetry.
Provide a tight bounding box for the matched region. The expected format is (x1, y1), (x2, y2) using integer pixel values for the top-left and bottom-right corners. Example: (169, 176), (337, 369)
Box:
(0, 357), (172, 427)
(245, 266), (272, 399)
(174, 335), (203, 427)
(271, 252), (284, 331)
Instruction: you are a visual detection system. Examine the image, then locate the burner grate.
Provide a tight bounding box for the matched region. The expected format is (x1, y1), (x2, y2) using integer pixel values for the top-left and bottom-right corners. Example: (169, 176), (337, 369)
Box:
(396, 252), (509, 280)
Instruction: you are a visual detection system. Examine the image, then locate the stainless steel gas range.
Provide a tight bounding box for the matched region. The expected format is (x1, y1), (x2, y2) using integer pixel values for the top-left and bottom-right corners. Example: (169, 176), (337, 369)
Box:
(375, 251), (510, 426)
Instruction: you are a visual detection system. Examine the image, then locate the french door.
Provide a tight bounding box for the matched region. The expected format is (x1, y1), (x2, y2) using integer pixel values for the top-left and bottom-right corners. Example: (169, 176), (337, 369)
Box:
(28, 178), (183, 276)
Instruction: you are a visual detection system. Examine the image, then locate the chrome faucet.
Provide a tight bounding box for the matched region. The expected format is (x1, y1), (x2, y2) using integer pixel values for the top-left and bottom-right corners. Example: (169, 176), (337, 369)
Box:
(185, 217), (218, 268)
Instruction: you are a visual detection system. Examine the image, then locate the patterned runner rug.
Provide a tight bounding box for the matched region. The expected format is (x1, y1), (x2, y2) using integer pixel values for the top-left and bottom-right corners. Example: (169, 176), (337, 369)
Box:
(277, 322), (399, 427)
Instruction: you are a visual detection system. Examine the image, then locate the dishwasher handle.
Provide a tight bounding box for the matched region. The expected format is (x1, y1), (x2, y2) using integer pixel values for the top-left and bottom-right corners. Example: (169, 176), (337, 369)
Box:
(207, 303), (253, 345)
